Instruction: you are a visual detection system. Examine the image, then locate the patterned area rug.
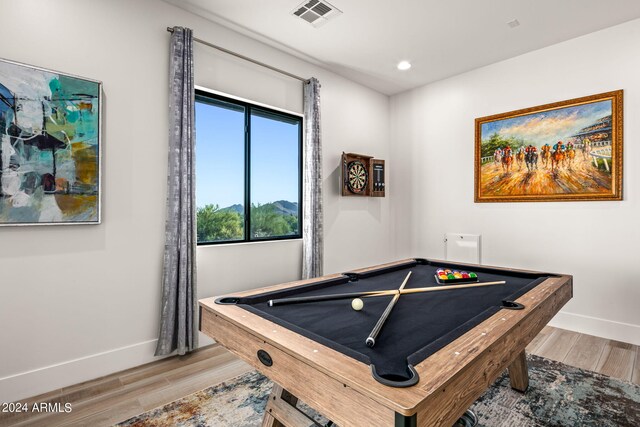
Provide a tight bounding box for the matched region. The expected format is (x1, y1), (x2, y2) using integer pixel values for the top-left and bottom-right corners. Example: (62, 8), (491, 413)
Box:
(117, 355), (639, 427)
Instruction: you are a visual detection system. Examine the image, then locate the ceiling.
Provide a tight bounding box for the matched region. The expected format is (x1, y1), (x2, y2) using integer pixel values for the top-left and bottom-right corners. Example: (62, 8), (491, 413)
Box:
(164, 0), (640, 95)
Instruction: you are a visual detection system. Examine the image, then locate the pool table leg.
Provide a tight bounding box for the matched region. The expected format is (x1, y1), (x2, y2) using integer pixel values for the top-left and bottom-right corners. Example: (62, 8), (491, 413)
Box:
(394, 412), (417, 427)
(507, 350), (529, 392)
(262, 384), (320, 427)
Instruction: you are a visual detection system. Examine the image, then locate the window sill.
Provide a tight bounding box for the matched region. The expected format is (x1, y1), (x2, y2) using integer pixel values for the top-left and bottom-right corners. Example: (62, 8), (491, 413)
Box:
(197, 238), (302, 249)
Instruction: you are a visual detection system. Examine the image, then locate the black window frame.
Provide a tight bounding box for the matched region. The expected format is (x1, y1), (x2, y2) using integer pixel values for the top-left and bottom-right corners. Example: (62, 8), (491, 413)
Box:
(195, 89), (303, 246)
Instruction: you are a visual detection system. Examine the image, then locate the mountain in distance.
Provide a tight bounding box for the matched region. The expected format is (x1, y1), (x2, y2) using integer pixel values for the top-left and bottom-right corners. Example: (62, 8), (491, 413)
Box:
(221, 204), (244, 214)
(271, 200), (298, 216)
(220, 200), (298, 216)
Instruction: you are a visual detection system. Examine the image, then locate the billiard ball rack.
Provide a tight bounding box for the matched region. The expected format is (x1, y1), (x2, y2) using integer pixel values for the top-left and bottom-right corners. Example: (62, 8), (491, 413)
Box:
(341, 152), (385, 197)
(434, 275), (480, 285)
(435, 267), (478, 284)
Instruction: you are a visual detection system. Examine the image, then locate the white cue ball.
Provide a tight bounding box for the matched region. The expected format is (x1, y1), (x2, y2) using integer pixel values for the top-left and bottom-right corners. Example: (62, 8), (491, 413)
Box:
(351, 298), (364, 311)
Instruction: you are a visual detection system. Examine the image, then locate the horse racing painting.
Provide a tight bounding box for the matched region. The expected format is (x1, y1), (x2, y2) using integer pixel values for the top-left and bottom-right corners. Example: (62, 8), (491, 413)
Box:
(0, 58), (101, 225)
(475, 90), (623, 202)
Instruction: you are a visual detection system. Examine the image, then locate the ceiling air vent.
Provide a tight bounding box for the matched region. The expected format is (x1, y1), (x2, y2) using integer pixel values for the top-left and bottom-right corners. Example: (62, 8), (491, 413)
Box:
(292, 0), (342, 28)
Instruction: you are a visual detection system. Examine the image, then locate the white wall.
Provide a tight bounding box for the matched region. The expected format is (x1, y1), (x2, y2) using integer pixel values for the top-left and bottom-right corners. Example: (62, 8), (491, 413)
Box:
(0, 0), (395, 402)
(5, 0), (637, 406)
(391, 18), (640, 345)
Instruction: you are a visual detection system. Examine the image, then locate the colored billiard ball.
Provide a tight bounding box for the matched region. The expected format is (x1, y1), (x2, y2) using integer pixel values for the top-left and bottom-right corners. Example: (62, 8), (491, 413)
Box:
(351, 298), (364, 311)
(469, 272), (477, 278)
(462, 273), (470, 278)
(447, 274), (455, 279)
(454, 272), (462, 278)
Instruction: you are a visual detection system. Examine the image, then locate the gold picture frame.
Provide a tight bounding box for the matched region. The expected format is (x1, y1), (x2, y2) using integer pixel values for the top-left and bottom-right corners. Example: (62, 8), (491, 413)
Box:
(475, 90), (623, 203)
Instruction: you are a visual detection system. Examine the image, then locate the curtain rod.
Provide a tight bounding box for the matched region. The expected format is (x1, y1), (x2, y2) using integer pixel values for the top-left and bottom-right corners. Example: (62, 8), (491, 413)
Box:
(167, 27), (307, 83)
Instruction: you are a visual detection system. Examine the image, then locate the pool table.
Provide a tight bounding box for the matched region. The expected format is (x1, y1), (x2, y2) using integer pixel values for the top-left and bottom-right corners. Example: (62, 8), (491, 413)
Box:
(199, 258), (572, 427)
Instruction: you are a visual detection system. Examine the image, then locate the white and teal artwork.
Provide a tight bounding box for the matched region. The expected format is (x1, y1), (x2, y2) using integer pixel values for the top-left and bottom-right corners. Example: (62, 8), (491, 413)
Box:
(0, 58), (101, 225)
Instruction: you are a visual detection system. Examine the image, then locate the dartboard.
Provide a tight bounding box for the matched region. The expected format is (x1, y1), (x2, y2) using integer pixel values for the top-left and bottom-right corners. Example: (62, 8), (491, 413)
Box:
(347, 161), (368, 193)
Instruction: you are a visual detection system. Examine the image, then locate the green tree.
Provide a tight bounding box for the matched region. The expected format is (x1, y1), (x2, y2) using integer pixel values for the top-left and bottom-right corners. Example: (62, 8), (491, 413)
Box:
(250, 203), (293, 238)
(284, 214), (298, 234)
(481, 133), (528, 157)
(197, 204), (243, 242)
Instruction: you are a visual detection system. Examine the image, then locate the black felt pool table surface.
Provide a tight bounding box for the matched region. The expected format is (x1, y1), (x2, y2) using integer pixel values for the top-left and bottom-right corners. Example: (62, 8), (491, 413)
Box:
(233, 259), (551, 382)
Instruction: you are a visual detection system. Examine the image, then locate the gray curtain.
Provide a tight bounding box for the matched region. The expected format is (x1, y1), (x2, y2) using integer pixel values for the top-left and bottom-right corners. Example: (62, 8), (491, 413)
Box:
(302, 78), (323, 279)
(155, 27), (198, 356)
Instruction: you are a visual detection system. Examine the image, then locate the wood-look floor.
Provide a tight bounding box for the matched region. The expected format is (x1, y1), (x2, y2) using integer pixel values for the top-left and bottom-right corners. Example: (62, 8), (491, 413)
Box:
(2, 326), (638, 427)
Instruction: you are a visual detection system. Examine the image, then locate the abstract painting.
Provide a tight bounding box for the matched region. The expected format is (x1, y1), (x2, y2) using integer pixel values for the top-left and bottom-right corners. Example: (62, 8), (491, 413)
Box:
(0, 58), (101, 225)
(475, 91), (623, 202)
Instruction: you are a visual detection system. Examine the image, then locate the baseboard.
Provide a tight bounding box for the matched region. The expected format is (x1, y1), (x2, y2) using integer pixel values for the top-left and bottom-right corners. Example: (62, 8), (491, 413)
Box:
(0, 339), (163, 403)
(3, 313), (635, 403)
(549, 311), (640, 346)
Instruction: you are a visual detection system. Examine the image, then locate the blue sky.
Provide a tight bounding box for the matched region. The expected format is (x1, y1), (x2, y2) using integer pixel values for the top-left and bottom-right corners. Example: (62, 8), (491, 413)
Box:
(481, 100), (611, 147)
(195, 101), (300, 209)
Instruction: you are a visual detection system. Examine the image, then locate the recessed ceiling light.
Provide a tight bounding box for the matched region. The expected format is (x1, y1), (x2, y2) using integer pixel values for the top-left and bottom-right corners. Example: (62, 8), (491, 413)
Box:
(507, 19), (520, 28)
(397, 61), (411, 71)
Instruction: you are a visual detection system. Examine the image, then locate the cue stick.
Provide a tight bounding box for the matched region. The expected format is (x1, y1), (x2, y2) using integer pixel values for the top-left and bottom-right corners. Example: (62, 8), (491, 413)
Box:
(365, 271), (412, 348)
(267, 280), (507, 306)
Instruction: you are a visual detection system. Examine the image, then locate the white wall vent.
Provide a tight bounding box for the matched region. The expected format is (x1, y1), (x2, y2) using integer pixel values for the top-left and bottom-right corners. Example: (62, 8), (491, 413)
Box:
(292, 0), (342, 28)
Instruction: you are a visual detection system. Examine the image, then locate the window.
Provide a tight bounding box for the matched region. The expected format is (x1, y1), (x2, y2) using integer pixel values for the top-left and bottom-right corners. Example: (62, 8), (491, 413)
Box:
(195, 90), (302, 245)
